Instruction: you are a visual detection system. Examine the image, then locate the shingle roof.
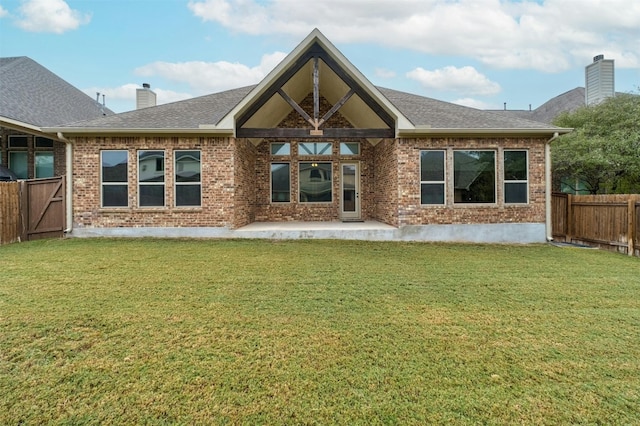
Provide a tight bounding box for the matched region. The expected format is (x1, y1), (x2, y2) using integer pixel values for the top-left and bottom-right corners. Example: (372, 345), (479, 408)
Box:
(59, 86), (254, 129)
(378, 87), (557, 129)
(55, 84), (560, 132)
(0, 56), (113, 127)
(488, 87), (586, 124)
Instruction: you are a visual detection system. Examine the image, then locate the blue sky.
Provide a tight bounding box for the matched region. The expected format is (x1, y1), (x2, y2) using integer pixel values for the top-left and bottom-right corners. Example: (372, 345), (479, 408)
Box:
(1, 0), (638, 114)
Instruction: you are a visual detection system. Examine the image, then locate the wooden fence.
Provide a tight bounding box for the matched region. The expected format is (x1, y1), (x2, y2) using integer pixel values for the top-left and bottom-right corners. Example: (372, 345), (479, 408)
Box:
(552, 193), (640, 257)
(0, 177), (65, 245)
(0, 182), (22, 244)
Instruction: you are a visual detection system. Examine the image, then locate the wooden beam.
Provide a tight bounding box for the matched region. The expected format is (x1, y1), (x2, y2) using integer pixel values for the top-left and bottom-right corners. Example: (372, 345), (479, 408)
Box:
(237, 127), (394, 138)
(319, 89), (354, 127)
(318, 52), (396, 129)
(277, 89), (315, 128)
(313, 57), (319, 124)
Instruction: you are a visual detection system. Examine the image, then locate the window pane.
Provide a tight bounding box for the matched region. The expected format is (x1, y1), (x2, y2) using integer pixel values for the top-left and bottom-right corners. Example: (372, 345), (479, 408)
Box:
(139, 151), (164, 183)
(340, 143), (359, 155)
(299, 162), (332, 202)
(103, 185), (128, 207)
(9, 136), (28, 148)
(175, 151), (201, 183)
(139, 185), (165, 207)
(421, 151), (444, 181)
(35, 137), (54, 148)
(505, 182), (528, 203)
(176, 185), (201, 206)
(421, 183), (445, 204)
(271, 143), (290, 156)
(504, 151), (527, 181)
(271, 163), (290, 202)
(9, 152), (28, 179)
(102, 151), (128, 182)
(298, 142), (332, 156)
(454, 151), (495, 203)
(35, 152), (54, 178)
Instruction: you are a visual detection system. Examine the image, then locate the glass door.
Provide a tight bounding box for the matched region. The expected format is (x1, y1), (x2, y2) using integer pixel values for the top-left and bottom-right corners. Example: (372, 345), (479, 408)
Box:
(341, 163), (360, 220)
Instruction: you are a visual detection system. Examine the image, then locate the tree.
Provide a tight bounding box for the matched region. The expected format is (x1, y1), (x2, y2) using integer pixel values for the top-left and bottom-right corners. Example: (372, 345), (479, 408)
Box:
(552, 92), (640, 194)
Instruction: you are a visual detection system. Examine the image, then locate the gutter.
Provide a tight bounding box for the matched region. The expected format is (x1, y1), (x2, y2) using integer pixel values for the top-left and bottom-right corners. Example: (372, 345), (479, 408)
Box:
(545, 132), (560, 241)
(57, 132), (74, 235)
(398, 127), (573, 137)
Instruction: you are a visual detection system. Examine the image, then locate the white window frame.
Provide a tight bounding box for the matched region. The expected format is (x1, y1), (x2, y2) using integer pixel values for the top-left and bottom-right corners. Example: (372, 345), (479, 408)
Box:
(137, 150), (165, 208)
(100, 150), (129, 208)
(453, 150), (497, 205)
(503, 150), (529, 204)
(174, 150), (202, 207)
(420, 150), (446, 205)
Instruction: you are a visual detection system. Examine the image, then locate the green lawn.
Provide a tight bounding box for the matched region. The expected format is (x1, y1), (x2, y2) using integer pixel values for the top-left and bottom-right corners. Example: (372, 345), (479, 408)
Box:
(1, 238), (639, 424)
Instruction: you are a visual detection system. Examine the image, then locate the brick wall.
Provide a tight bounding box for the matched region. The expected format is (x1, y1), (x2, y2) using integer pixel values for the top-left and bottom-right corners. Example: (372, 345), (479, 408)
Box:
(71, 136), (236, 229)
(395, 137), (547, 226)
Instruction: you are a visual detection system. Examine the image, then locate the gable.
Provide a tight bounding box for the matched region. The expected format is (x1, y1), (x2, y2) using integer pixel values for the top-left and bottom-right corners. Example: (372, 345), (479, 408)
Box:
(218, 29), (412, 140)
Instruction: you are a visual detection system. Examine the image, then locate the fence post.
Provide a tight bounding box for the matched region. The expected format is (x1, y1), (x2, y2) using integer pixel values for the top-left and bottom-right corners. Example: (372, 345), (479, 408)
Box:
(629, 195), (637, 257)
(19, 180), (28, 242)
(566, 193), (573, 243)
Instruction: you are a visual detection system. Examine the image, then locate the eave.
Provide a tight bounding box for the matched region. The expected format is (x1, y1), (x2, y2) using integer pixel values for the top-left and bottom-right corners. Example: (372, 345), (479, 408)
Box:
(41, 127), (235, 137)
(397, 127), (573, 138)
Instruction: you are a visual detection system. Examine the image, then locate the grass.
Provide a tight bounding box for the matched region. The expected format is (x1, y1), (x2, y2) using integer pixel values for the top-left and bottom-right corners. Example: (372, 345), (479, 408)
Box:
(1, 238), (639, 425)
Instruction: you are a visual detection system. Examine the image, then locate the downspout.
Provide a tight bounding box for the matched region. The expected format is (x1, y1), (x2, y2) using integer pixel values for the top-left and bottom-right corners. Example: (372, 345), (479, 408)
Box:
(57, 132), (73, 234)
(546, 132), (559, 241)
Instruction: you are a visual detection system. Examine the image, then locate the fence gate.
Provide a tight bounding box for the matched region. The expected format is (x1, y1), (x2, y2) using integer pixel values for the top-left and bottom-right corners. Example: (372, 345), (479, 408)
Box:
(21, 177), (65, 241)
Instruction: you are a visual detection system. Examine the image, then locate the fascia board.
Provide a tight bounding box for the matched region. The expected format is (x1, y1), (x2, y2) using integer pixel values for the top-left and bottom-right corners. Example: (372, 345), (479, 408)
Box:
(42, 127), (235, 137)
(397, 127), (573, 138)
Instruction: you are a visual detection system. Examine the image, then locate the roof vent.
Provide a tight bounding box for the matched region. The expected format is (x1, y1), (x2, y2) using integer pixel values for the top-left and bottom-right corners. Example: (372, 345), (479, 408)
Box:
(136, 83), (157, 109)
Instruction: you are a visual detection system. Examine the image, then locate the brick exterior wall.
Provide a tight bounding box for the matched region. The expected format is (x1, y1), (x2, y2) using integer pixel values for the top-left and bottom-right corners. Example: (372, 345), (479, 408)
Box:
(70, 136), (237, 229)
(0, 127), (66, 178)
(64, 92), (549, 231)
(396, 137), (547, 226)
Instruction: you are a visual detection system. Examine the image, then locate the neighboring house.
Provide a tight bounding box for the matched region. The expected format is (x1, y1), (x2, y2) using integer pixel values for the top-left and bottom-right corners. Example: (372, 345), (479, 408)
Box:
(41, 29), (570, 243)
(0, 56), (112, 179)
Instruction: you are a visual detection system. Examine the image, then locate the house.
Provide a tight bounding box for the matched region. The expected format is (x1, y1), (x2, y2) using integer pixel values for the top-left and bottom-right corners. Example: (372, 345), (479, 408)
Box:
(39, 29), (570, 243)
(0, 56), (113, 180)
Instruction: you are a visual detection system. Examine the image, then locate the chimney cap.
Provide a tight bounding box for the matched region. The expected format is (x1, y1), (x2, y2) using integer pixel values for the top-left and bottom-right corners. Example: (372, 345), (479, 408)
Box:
(142, 83), (151, 89)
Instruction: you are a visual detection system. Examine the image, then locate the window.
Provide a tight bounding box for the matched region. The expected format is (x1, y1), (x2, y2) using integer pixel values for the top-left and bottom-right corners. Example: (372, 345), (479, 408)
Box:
(138, 150), (165, 207)
(271, 142), (290, 156)
(9, 152), (28, 179)
(8, 135), (28, 148)
(420, 150), (445, 204)
(271, 163), (290, 202)
(35, 152), (54, 178)
(504, 150), (528, 203)
(35, 137), (54, 148)
(340, 142), (359, 155)
(8, 136), (28, 179)
(101, 150), (128, 207)
(175, 150), (201, 207)
(298, 142), (332, 156)
(454, 151), (495, 203)
(299, 162), (332, 202)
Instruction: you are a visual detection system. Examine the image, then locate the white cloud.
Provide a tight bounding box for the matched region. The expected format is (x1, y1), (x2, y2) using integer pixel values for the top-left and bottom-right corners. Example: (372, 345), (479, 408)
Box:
(407, 66), (501, 96)
(375, 68), (396, 79)
(186, 0), (640, 71)
(16, 0), (90, 34)
(134, 52), (287, 95)
(0, 5), (8, 18)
